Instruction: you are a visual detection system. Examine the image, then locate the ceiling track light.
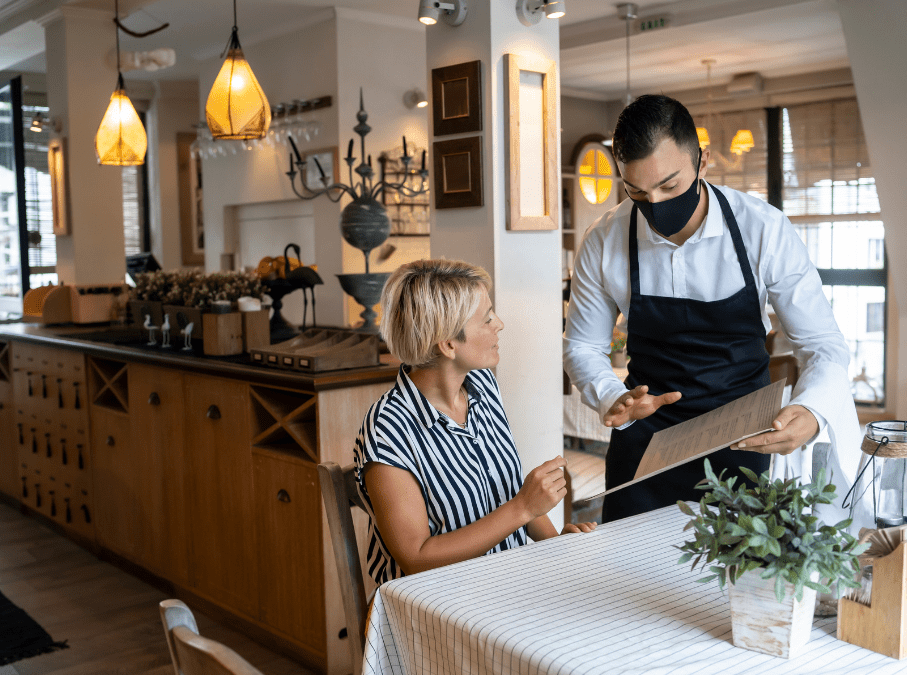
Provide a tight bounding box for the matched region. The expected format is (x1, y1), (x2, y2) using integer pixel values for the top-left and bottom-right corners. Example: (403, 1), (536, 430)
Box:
(403, 88), (428, 109)
(418, 0), (468, 26)
(515, 0), (566, 26)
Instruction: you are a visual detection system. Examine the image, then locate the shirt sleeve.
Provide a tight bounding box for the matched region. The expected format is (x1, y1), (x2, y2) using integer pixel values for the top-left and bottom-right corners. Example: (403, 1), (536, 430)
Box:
(353, 400), (420, 494)
(759, 208), (862, 483)
(563, 217), (631, 422)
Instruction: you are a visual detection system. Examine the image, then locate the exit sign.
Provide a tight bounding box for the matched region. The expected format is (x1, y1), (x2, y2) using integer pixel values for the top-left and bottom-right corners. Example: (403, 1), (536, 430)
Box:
(639, 15), (670, 32)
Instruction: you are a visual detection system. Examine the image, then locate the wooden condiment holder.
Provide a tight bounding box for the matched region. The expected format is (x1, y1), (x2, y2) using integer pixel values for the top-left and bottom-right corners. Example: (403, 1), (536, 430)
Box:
(837, 541), (907, 659)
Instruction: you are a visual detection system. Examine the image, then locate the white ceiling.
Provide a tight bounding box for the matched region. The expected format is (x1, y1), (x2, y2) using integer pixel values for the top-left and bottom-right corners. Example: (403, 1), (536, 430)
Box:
(1, 0), (850, 100)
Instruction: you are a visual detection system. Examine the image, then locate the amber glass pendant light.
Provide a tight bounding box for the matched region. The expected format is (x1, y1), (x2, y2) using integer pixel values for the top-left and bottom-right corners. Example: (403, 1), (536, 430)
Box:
(205, 0), (271, 140)
(95, 0), (147, 166)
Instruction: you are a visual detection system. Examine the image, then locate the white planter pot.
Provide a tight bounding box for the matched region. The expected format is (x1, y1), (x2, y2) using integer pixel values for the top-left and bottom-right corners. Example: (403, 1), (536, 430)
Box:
(727, 569), (818, 658)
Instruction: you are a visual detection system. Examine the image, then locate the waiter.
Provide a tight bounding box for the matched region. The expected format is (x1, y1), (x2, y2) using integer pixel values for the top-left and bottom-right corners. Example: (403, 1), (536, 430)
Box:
(564, 94), (861, 523)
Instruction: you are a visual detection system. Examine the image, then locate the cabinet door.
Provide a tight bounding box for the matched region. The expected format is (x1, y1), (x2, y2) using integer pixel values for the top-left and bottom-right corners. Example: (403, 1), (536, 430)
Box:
(91, 406), (140, 560)
(184, 374), (257, 616)
(128, 364), (189, 583)
(253, 450), (325, 655)
(0, 378), (16, 498)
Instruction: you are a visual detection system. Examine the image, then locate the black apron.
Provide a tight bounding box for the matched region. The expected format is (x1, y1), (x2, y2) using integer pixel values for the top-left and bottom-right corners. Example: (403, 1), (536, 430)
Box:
(603, 184), (771, 523)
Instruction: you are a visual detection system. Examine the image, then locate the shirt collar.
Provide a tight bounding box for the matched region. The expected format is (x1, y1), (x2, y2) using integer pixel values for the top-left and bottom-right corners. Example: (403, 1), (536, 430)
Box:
(393, 365), (484, 429)
(636, 182), (725, 247)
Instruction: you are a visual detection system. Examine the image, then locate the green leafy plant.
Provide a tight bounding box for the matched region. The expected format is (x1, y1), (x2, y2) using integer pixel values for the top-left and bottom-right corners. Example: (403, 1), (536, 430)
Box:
(676, 459), (867, 603)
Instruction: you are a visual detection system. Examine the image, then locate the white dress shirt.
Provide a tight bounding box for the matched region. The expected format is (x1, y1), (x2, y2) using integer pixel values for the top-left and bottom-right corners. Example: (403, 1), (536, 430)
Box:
(563, 183), (862, 489)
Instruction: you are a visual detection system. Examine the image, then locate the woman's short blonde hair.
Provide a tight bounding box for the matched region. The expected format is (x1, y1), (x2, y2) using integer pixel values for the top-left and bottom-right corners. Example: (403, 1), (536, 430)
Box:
(380, 259), (491, 367)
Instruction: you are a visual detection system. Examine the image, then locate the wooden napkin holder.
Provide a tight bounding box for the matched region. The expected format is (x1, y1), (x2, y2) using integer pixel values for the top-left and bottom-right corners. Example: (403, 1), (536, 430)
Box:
(837, 541), (907, 659)
(249, 328), (378, 372)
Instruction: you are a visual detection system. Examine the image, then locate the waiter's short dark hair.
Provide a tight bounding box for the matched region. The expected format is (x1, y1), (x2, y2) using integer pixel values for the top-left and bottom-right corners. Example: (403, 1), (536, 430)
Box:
(612, 94), (700, 168)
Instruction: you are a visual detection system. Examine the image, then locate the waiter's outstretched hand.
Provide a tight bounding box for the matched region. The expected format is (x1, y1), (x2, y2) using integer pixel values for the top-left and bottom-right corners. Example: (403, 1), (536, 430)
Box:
(730, 404), (819, 455)
(603, 384), (682, 428)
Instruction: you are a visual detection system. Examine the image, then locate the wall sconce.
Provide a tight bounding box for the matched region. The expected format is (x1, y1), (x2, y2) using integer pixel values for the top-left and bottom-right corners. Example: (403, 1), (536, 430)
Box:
(403, 89), (428, 109)
(516, 0), (566, 26)
(29, 113), (60, 133)
(418, 0), (467, 26)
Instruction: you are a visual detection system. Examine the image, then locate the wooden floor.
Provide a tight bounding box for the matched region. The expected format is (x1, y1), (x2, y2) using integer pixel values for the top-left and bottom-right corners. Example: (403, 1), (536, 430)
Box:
(0, 502), (315, 675)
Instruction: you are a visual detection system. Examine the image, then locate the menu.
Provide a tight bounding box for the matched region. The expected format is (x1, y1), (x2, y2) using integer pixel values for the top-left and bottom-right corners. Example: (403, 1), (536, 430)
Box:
(593, 379), (786, 498)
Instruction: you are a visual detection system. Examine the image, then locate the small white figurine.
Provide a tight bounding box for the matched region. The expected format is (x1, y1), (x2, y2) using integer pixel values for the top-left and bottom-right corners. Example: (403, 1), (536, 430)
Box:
(181, 322), (194, 351)
(143, 314), (158, 345)
(161, 313), (171, 348)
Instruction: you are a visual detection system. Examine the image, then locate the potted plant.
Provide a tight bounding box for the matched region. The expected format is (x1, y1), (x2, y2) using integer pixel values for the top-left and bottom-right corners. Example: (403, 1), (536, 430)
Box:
(128, 270), (173, 327)
(676, 459), (867, 658)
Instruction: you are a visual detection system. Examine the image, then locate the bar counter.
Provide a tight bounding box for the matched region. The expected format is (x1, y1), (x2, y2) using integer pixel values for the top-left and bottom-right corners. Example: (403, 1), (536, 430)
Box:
(0, 322), (396, 675)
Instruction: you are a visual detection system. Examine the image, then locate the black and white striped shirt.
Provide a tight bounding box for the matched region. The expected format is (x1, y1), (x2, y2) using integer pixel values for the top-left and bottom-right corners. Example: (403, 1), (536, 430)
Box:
(354, 366), (528, 585)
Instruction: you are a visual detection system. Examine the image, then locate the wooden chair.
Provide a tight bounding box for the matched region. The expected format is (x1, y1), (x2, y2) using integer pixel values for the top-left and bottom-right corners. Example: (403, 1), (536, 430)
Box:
(159, 599), (264, 675)
(768, 353), (799, 388)
(317, 461), (368, 675)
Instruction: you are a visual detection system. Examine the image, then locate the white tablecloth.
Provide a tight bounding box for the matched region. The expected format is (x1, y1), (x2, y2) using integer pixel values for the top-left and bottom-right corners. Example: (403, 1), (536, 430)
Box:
(363, 505), (903, 675)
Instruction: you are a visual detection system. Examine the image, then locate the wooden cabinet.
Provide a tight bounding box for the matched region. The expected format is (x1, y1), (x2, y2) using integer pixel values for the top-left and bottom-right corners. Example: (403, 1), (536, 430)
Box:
(253, 449), (324, 656)
(10, 342), (93, 539)
(184, 373), (258, 617)
(128, 363), (190, 583)
(90, 405), (136, 557)
(0, 341), (16, 498)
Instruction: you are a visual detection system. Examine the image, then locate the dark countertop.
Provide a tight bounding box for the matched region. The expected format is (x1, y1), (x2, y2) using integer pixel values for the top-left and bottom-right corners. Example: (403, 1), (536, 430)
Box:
(0, 322), (399, 392)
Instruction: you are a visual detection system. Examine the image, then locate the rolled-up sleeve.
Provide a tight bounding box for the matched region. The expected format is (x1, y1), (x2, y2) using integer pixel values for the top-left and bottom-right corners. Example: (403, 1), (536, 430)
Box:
(563, 220), (629, 422)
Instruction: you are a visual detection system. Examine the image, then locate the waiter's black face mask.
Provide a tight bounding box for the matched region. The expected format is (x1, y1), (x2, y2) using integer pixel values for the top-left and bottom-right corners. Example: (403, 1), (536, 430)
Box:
(629, 148), (702, 238)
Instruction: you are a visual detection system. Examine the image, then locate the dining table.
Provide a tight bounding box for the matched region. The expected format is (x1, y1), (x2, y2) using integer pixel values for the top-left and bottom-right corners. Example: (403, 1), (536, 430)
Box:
(362, 504), (903, 675)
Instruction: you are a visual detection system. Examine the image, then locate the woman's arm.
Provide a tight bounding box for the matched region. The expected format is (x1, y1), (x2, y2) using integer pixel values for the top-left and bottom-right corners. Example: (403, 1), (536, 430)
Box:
(364, 456), (567, 576)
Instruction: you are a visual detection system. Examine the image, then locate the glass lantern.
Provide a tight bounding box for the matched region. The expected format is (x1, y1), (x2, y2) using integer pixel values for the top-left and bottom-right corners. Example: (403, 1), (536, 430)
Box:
(848, 421), (907, 529)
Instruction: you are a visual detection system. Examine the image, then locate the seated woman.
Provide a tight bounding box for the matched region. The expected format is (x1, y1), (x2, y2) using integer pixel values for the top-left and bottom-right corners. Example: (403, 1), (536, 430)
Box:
(354, 259), (596, 584)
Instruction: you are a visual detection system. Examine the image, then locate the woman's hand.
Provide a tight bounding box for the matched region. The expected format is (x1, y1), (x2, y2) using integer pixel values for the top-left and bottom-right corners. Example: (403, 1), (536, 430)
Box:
(603, 384), (682, 427)
(561, 522), (597, 534)
(515, 456), (568, 521)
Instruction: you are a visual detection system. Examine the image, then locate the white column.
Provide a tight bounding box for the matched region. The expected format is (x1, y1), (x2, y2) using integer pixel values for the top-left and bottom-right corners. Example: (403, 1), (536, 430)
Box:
(426, 5), (565, 528)
(41, 7), (126, 285)
(838, 0), (907, 418)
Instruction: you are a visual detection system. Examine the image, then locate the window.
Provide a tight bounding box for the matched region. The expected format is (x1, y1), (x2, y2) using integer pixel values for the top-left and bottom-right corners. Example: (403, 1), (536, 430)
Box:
(783, 99), (886, 407)
(692, 108), (768, 201)
(577, 147), (613, 205)
(122, 111), (150, 256)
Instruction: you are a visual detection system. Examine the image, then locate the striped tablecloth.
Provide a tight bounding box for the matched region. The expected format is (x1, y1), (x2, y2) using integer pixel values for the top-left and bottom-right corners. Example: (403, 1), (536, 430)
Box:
(363, 505), (903, 675)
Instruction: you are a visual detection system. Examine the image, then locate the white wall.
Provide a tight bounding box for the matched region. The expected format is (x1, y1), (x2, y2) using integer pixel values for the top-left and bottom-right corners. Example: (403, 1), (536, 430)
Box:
(426, 5), (564, 530)
(838, 0), (907, 419)
(148, 80), (199, 270)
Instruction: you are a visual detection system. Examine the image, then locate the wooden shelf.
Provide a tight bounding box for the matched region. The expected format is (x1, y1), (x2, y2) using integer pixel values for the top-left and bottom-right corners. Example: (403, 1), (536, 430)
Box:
(250, 386), (318, 463)
(87, 357), (128, 413)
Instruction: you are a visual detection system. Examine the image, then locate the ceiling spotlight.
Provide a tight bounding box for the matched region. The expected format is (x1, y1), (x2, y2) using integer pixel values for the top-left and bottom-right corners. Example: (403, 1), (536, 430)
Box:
(418, 0), (468, 26)
(516, 0), (566, 26)
(404, 89), (428, 109)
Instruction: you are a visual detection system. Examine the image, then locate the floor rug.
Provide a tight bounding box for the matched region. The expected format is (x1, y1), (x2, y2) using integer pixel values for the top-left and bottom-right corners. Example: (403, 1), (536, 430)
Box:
(0, 590), (68, 665)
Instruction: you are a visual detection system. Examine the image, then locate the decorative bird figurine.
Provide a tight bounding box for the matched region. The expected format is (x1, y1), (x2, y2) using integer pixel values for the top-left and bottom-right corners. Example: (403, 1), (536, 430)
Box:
(143, 313), (158, 345)
(161, 313), (171, 348)
(292, 266), (324, 329)
(181, 322), (194, 351)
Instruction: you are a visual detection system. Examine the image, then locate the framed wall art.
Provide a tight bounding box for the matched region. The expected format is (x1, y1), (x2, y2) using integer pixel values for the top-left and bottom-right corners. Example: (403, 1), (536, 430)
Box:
(303, 146), (340, 191)
(177, 132), (204, 265)
(431, 60), (482, 137)
(432, 136), (483, 209)
(503, 53), (558, 231)
(48, 137), (70, 236)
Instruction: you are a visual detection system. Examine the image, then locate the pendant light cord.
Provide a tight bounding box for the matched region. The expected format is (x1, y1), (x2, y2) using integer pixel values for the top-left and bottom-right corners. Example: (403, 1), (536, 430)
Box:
(114, 0), (121, 74)
(624, 17), (631, 105)
(233, 0), (238, 31)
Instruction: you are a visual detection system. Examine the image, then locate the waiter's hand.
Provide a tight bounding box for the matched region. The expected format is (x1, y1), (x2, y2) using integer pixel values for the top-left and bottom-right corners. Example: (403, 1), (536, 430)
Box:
(603, 385), (682, 428)
(730, 404), (819, 455)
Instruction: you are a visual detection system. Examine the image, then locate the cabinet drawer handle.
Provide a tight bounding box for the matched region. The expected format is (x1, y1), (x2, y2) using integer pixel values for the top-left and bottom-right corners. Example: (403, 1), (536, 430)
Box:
(27, 373), (32, 396)
(81, 504), (91, 524)
(206, 405), (221, 420)
(277, 489), (291, 503)
(41, 374), (47, 398)
(148, 392), (161, 406)
(73, 382), (80, 409)
(57, 378), (63, 408)
(106, 436), (115, 447)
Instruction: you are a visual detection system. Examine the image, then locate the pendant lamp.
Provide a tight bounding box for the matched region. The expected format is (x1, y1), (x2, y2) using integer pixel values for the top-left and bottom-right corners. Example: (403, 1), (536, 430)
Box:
(730, 129), (755, 155)
(95, 0), (147, 166)
(206, 0), (271, 140)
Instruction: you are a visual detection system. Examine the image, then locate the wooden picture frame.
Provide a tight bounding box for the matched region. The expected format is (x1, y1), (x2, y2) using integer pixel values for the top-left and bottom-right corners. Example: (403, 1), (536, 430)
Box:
(504, 53), (558, 231)
(431, 60), (482, 137)
(303, 146), (340, 191)
(177, 132), (204, 265)
(48, 138), (70, 236)
(433, 136), (483, 209)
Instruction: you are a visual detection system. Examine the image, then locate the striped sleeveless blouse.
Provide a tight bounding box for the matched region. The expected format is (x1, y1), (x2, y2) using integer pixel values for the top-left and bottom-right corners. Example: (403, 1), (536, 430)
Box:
(353, 366), (528, 585)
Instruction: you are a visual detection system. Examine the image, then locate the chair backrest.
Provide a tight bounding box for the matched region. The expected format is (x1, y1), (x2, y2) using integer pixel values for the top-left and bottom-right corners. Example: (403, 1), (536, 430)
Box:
(768, 353), (799, 388)
(159, 599), (264, 675)
(317, 461), (368, 675)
